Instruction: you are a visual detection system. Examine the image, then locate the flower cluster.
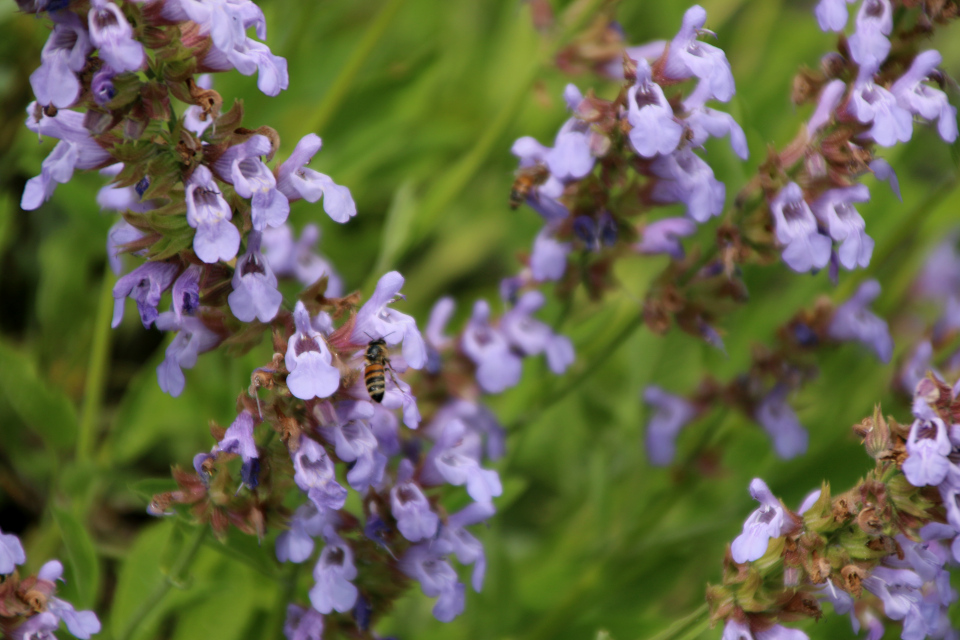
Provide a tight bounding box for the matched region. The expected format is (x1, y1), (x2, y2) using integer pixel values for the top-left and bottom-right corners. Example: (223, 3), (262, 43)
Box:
(18, 0), (529, 632)
(708, 374), (960, 640)
(0, 528), (101, 640)
(643, 279), (893, 462)
(151, 273), (506, 627)
(508, 5), (745, 303)
(766, 0), (956, 274)
(520, 0), (957, 369)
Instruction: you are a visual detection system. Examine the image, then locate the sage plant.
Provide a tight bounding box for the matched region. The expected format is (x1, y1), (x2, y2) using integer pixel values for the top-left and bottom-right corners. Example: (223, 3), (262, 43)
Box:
(3, 0), (960, 639)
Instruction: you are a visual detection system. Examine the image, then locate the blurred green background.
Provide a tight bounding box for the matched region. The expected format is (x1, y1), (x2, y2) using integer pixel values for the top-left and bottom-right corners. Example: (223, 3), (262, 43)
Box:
(1, 0), (959, 638)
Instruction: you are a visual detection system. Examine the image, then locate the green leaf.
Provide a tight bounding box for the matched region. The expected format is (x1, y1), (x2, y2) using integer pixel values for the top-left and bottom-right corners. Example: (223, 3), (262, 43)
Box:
(0, 339), (78, 450)
(170, 560), (263, 640)
(110, 521), (180, 640)
(50, 505), (100, 610)
(202, 528), (280, 580)
(368, 180), (419, 285)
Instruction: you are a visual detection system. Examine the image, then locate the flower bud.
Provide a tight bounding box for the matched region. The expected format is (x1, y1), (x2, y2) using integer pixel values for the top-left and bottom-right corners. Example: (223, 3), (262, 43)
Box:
(840, 564), (865, 597)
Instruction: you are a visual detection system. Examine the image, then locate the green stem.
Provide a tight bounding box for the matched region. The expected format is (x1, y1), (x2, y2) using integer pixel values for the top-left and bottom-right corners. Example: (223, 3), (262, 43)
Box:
(301, 0), (407, 137)
(77, 267), (115, 464)
(267, 563), (302, 640)
(644, 604), (710, 640)
(116, 525), (208, 640)
(507, 313), (643, 432)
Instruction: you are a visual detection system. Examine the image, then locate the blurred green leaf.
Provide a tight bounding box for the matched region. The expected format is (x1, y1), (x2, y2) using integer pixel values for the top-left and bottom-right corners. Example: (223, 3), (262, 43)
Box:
(0, 339), (78, 450)
(110, 521), (177, 640)
(202, 528), (281, 580)
(50, 505), (100, 610)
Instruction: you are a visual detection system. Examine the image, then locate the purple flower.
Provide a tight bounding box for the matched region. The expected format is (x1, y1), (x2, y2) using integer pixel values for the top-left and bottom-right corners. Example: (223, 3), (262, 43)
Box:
(91, 66), (116, 106)
(814, 0), (856, 32)
(730, 478), (790, 563)
(369, 402), (401, 456)
(228, 231), (283, 323)
(112, 261), (179, 328)
(425, 399), (506, 461)
(661, 5), (735, 103)
(868, 159), (902, 202)
(10, 612), (59, 640)
(915, 237), (960, 299)
(754, 386), (809, 459)
(650, 148), (725, 223)
(462, 300), (522, 393)
(276, 503), (340, 564)
(426, 297), (455, 352)
(390, 459), (439, 541)
(728, 622), (810, 640)
(682, 82), (749, 160)
(172, 265), (201, 322)
(214, 135), (289, 231)
(509, 137), (570, 221)
(530, 225), (571, 282)
(183, 165), (240, 263)
(283, 604), (324, 640)
(863, 566), (923, 623)
(848, 0), (893, 71)
(34, 561), (102, 640)
(327, 401), (387, 491)
(642, 386), (696, 466)
(635, 218), (697, 260)
(97, 164), (157, 214)
(277, 134), (357, 222)
(292, 436), (347, 512)
(545, 85), (596, 181)
(261, 224), (343, 295)
(212, 411), (259, 487)
(309, 535), (358, 614)
(891, 50), (958, 144)
(807, 80), (846, 135)
(106, 219), (145, 275)
(351, 271), (426, 370)
(0, 527), (25, 574)
(572, 212), (618, 252)
(168, 0), (263, 54)
(22, 106), (112, 210)
(827, 279), (893, 362)
(625, 59), (683, 158)
(285, 301), (340, 400)
(400, 543), (466, 622)
(769, 182), (831, 273)
(901, 341), (935, 395)
(849, 68), (913, 147)
(201, 37), (289, 97)
(29, 11), (91, 108)
(500, 291), (574, 375)
(435, 501), (494, 592)
(155, 311), (221, 397)
(88, 0), (145, 72)
(903, 414), (951, 487)
(422, 418), (502, 503)
(184, 74), (214, 136)
(811, 185), (873, 270)
(380, 374), (421, 429)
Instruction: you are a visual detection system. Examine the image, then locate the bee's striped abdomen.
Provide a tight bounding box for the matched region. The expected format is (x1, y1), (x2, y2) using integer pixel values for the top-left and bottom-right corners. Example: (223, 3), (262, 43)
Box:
(364, 338), (389, 403)
(365, 363), (385, 402)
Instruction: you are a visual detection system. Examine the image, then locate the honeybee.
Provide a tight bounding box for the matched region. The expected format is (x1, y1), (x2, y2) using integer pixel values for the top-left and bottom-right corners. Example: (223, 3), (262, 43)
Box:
(509, 164), (550, 209)
(364, 338), (390, 403)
